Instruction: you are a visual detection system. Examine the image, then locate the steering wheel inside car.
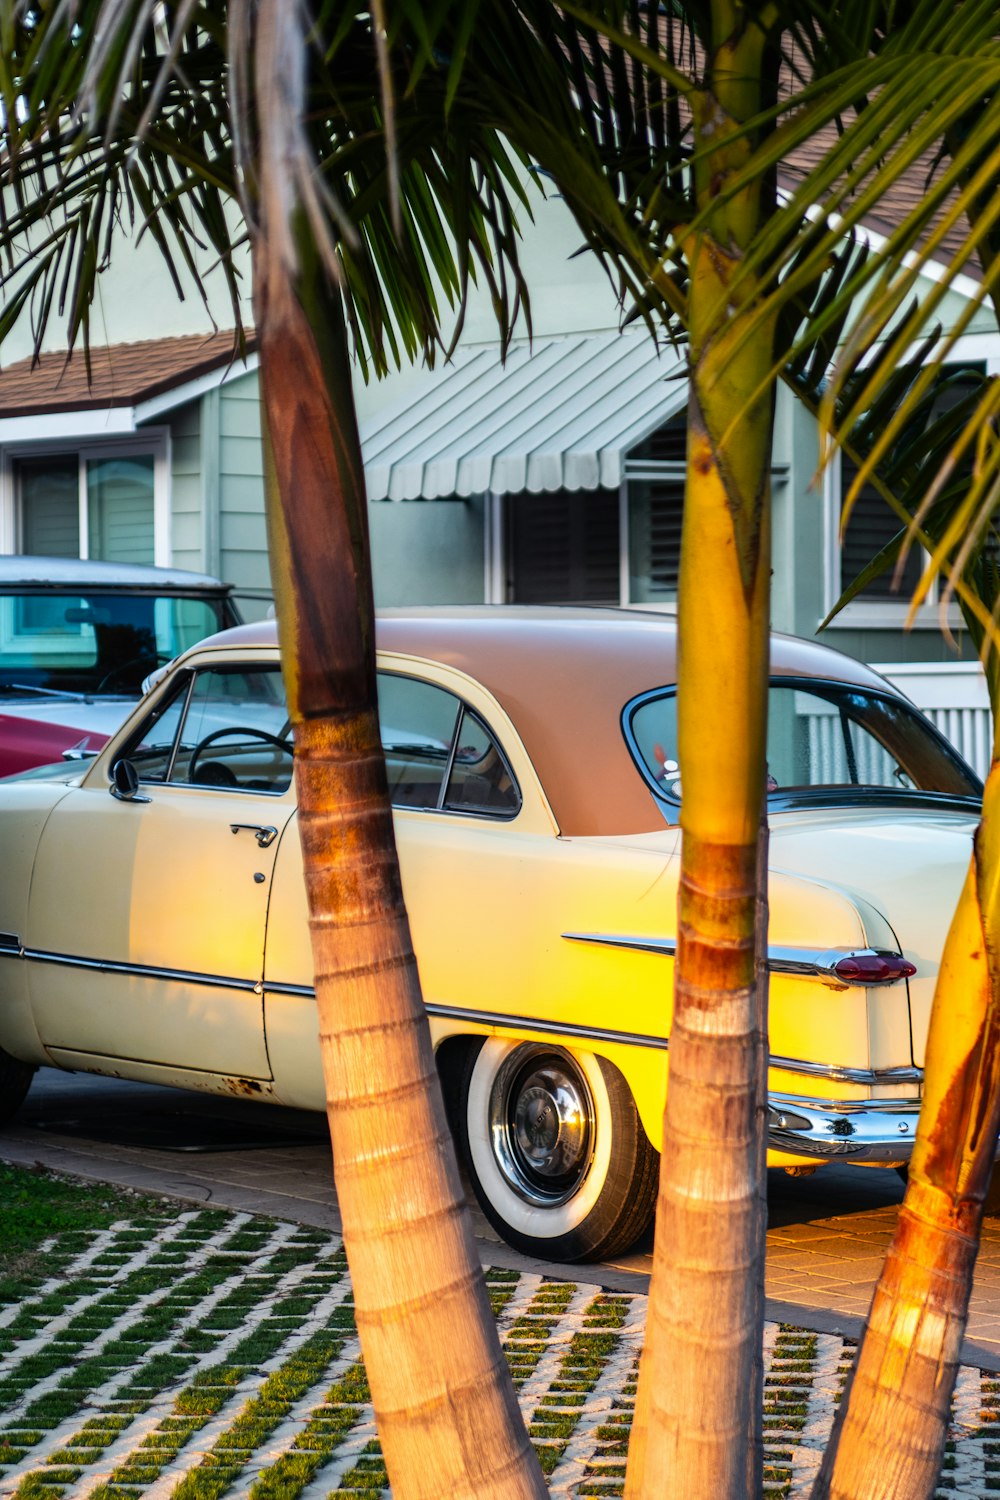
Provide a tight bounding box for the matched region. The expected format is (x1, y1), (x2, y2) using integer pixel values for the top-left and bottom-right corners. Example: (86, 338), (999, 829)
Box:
(187, 727), (293, 787)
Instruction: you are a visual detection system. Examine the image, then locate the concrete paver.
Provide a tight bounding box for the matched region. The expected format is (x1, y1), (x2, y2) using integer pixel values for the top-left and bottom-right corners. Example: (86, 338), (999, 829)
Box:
(1, 1207), (995, 1500)
(7, 1069), (1000, 1371)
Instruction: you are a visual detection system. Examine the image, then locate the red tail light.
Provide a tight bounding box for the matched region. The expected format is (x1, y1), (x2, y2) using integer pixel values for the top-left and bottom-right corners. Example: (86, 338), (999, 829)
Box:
(833, 953), (916, 984)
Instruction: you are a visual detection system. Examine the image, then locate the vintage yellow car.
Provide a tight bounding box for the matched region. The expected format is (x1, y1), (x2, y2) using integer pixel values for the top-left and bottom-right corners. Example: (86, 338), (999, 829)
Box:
(0, 608), (982, 1261)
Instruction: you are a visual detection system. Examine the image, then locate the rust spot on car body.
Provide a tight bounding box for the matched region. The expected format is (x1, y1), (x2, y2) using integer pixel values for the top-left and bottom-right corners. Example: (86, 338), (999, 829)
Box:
(224, 1077), (265, 1096)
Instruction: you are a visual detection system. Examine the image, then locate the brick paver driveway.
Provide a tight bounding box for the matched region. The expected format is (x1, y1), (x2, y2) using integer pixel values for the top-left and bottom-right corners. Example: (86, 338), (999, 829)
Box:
(5, 1069), (1000, 1368)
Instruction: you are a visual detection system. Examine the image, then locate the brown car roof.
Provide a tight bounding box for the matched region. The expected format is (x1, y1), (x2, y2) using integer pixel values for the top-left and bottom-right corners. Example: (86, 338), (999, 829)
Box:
(203, 607), (896, 837)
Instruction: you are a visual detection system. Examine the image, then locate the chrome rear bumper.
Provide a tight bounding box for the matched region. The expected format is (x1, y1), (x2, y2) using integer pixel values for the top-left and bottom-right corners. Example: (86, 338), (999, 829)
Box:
(767, 1093), (921, 1163)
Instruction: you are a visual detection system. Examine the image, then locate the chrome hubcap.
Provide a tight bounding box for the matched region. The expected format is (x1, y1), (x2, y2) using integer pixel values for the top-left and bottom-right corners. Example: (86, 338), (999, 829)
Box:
(488, 1047), (596, 1206)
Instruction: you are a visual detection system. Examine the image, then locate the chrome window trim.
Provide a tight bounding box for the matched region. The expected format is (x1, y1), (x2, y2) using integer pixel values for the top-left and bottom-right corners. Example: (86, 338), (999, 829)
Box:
(442, 701), (522, 819)
(109, 666), (193, 788)
(136, 777), (294, 801)
(164, 671), (195, 785)
(119, 664), (293, 797)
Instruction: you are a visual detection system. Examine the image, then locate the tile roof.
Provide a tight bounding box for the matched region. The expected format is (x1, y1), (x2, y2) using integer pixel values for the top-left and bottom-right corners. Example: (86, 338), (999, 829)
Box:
(781, 126), (976, 277)
(0, 329), (257, 418)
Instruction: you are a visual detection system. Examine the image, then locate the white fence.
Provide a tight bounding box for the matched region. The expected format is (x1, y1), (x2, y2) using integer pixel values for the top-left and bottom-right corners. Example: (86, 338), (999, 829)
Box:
(875, 661), (992, 782)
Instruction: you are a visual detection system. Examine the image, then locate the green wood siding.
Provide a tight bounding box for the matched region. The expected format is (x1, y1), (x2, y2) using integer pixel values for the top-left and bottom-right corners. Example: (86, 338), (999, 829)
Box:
(219, 372), (269, 609)
(168, 400), (202, 572)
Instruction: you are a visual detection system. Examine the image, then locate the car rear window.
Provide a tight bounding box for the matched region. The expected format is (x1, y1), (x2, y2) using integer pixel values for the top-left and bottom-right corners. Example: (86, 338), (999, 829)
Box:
(625, 678), (982, 809)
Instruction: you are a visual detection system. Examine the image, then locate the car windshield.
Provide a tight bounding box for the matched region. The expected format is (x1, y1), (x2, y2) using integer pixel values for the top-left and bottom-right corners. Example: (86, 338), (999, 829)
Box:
(0, 591), (232, 698)
(625, 678), (982, 806)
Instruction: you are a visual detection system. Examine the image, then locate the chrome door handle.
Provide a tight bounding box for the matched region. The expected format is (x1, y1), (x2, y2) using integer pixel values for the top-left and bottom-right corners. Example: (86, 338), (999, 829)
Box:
(230, 823), (278, 848)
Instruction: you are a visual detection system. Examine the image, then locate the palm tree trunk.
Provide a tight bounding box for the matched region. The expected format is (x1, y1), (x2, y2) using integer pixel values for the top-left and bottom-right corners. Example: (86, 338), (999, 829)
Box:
(811, 729), (1000, 1500)
(252, 229), (547, 1500)
(625, 12), (777, 1496)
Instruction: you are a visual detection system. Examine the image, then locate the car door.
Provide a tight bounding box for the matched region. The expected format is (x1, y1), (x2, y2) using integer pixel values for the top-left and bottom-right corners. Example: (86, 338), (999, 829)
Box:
(26, 659), (296, 1081)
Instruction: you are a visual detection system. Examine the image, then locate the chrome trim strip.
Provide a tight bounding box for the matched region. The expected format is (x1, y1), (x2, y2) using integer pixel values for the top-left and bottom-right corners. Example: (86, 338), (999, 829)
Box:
(0, 932), (20, 952)
(21, 948), (260, 994)
(263, 986), (671, 1050)
(267, 988), (921, 1082)
(563, 932), (676, 957)
(423, 1002), (669, 1050)
(3, 950), (925, 1085)
(769, 1056), (923, 1086)
(562, 932), (913, 986)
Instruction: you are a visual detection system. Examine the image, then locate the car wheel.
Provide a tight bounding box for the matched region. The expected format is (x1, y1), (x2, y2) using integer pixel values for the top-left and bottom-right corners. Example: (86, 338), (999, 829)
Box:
(0, 1045), (34, 1125)
(458, 1038), (658, 1262)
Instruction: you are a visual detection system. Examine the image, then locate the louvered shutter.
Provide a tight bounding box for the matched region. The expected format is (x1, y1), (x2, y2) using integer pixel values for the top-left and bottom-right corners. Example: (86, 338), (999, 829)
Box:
(840, 458), (922, 600)
(629, 479), (685, 598)
(507, 488), (620, 604)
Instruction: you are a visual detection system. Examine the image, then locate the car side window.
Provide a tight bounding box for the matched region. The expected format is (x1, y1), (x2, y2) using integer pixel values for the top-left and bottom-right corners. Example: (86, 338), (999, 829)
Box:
(122, 666), (293, 794)
(444, 710), (519, 814)
(124, 676), (191, 782)
(377, 671), (519, 817)
(377, 673), (461, 808)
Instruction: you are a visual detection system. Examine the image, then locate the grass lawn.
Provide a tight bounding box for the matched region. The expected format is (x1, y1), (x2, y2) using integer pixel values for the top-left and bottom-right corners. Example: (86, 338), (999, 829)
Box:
(0, 1165), (171, 1283)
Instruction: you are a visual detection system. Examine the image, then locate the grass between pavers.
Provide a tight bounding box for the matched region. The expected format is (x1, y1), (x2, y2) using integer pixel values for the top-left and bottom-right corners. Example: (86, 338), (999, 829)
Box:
(0, 1165), (995, 1500)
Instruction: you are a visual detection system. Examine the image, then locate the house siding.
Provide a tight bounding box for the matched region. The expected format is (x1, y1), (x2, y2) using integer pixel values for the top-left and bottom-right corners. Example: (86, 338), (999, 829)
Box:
(167, 400), (202, 573)
(218, 371), (270, 612)
(369, 495), (486, 605)
(210, 366), (487, 609)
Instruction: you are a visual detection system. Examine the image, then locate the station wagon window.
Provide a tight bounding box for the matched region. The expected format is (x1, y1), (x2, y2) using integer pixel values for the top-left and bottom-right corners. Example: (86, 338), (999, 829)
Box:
(625, 680), (980, 808)
(121, 666), (293, 794)
(377, 671), (520, 817)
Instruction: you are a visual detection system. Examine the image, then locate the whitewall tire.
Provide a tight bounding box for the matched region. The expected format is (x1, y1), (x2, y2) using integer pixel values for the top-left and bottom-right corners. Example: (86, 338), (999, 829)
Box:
(458, 1038), (658, 1262)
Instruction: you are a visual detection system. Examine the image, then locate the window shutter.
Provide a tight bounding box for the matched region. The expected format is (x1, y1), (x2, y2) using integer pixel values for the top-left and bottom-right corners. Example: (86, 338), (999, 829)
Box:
(840, 458), (921, 599)
(507, 489), (620, 604)
(630, 410), (688, 464)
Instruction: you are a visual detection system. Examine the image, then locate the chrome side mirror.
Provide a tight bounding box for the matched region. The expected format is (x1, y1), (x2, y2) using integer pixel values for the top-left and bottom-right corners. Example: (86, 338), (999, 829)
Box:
(110, 759), (151, 803)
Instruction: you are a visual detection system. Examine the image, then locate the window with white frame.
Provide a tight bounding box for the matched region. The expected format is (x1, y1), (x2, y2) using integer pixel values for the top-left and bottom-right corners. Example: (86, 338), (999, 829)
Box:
(626, 415), (687, 605)
(1, 437), (170, 646)
(5, 436), (169, 568)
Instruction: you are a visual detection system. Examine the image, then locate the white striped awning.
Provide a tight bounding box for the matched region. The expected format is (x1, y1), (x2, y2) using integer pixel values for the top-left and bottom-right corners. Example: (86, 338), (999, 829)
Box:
(361, 331), (687, 500)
